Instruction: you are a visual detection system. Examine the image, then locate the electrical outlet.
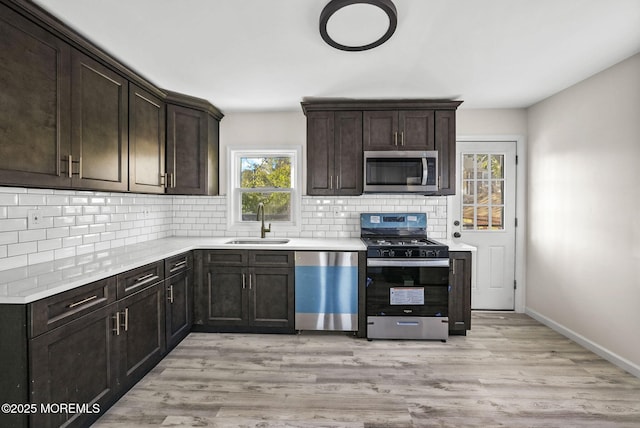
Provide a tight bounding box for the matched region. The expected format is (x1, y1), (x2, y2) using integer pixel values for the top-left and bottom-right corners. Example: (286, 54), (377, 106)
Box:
(28, 209), (43, 228)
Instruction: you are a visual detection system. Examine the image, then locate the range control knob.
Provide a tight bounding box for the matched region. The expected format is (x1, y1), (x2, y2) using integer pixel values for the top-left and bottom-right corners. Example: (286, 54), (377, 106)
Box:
(405, 249), (413, 257)
(389, 249), (395, 257)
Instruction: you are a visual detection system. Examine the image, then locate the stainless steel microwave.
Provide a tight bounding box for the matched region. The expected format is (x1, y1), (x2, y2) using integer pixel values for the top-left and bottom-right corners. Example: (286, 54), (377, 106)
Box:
(363, 150), (438, 194)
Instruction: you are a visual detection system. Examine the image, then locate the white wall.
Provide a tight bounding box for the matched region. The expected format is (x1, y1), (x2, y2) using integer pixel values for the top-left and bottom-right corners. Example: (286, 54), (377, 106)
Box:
(457, 108), (528, 136)
(219, 112), (306, 194)
(527, 53), (640, 375)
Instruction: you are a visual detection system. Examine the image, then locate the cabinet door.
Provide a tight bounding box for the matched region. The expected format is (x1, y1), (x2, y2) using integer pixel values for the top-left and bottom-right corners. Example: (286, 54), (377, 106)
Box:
(435, 110), (456, 195)
(334, 111), (363, 195)
(306, 111), (335, 195)
(250, 267), (294, 331)
(363, 111), (398, 150)
(0, 6), (71, 188)
(166, 104), (208, 195)
(449, 251), (472, 335)
(129, 84), (166, 193)
(165, 269), (192, 350)
(202, 265), (249, 327)
(399, 110), (435, 150)
(118, 283), (166, 389)
(70, 49), (128, 191)
(30, 303), (118, 428)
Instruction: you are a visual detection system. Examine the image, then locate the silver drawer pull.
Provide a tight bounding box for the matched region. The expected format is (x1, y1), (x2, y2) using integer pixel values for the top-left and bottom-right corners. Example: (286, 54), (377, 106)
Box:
(172, 260), (187, 269)
(68, 295), (98, 308)
(397, 321), (419, 326)
(136, 273), (155, 282)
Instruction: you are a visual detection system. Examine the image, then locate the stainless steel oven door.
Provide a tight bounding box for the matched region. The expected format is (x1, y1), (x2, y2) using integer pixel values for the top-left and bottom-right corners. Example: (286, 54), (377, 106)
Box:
(366, 258), (450, 317)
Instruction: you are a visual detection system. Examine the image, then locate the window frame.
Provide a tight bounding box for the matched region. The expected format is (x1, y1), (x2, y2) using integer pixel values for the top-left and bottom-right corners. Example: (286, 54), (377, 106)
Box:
(227, 146), (302, 234)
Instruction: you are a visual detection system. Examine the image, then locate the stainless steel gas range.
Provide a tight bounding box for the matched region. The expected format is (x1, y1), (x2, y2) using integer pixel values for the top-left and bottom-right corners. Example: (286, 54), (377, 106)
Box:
(361, 213), (449, 341)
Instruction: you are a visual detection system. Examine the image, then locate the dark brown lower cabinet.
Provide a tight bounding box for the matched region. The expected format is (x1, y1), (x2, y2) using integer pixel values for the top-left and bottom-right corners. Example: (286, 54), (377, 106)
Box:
(165, 268), (193, 350)
(194, 250), (295, 333)
(117, 283), (166, 389)
(29, 303), (118, 428)
(28, 281), (165, 428)
(449, 251), (472, 335)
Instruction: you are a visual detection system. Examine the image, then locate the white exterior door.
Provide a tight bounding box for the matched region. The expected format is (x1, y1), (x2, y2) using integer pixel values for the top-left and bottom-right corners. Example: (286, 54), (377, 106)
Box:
(452, 141), (517, 310)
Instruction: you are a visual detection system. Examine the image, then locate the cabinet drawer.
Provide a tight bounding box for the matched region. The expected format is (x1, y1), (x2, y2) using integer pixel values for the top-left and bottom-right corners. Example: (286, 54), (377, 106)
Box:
(204, 249), (248, 266)
(116, 261), (164, 299)
(165, 252), (193, 277)
(250, 250), (294, 267)
(30, 277), (116, 338)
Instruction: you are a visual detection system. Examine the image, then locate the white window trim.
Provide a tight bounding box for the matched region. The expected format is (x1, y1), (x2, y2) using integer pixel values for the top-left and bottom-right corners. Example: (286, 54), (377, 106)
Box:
(227, 146), (302, 235)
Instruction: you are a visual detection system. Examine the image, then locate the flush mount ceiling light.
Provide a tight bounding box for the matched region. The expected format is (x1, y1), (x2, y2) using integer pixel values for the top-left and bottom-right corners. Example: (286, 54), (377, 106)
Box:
(320, 0), (398, 52)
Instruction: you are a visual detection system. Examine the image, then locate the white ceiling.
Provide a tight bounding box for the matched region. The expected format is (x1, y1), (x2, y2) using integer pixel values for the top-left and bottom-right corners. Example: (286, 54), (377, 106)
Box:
(33, 0), (640, 113)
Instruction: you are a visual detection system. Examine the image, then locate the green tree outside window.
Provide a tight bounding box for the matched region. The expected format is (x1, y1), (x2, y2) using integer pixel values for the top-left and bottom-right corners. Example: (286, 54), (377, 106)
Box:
(240, 157), (292, 221)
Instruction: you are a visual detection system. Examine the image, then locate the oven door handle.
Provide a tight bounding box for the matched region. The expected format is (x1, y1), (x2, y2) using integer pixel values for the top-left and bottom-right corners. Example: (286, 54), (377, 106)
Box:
(367, 259), (450, 268)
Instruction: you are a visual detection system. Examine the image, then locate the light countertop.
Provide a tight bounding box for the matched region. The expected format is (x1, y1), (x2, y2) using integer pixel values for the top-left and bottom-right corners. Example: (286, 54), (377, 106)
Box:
(0, 237), (475, 304)
(0, 237), (366, 304)
(441, 240), (477, 252)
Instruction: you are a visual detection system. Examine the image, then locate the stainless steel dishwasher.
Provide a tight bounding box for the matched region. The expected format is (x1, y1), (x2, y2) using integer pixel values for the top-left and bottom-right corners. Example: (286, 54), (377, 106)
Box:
(294, 251), (358, 331)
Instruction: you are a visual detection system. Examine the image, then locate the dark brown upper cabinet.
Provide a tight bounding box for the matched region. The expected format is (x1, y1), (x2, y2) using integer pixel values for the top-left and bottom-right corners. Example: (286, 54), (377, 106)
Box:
(435, 109), (457, 195)
(0, 1), (223, 195)
(306, 111), (363, 196)
(129, 84), (166, 193)
(165, 92), (222, 195)
(70, 49), (129, 191)
(302, 99), (462, 196)
(0, 5), (72, 188)
(363, 110), (435, 150)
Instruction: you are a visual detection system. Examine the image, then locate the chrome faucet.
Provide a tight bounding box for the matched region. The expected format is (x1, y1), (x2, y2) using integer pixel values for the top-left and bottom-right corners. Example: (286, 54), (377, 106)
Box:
(257, 202), (271, 238)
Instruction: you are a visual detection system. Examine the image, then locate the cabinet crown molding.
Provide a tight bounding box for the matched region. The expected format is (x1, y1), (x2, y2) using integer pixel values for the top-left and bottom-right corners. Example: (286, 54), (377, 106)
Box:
(165, 90), (224, 120)
(301, 98), (463, 115)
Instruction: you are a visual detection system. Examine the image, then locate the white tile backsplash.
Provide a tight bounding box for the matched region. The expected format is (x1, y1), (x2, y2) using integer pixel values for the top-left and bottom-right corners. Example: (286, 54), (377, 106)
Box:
(0, 187), (173, 271)
(0, 187), (448, 270)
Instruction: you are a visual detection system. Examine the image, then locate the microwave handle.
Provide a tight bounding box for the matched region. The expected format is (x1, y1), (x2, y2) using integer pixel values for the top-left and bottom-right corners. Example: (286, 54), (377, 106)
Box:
(421, 157), (428, 185)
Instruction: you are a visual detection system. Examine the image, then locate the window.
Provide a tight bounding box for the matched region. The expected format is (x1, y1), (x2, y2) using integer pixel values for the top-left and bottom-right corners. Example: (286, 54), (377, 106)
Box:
(228, 147), (301, 233)
(462, 153), (505, 230)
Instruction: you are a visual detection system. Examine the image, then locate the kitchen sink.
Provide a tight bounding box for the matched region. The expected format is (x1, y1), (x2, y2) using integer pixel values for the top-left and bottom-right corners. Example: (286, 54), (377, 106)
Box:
(225, 238), (290, 245)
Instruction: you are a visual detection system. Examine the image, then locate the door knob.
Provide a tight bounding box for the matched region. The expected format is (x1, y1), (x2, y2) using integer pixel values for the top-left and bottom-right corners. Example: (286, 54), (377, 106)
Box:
(453, 232), (461, 238)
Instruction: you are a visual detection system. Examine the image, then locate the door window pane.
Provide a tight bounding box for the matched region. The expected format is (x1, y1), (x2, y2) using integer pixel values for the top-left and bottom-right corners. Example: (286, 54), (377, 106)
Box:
(463, 206), (475, 230)
(461, 153), (506, 231)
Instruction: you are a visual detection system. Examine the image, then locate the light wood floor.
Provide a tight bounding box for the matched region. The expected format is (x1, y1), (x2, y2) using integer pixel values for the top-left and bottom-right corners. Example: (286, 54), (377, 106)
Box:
(93, 312), (640, 427)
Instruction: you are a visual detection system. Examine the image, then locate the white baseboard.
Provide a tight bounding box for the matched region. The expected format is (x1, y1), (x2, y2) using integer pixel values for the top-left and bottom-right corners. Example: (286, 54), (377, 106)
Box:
(525, 307), (640, 379)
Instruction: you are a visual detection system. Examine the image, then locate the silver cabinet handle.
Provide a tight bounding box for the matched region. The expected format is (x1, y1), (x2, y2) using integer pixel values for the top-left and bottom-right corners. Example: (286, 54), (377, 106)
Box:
(113, 312), (121, 336)
(400, 131), (404, 146)
(394, 132), (398, 146)
(242, 274), (246, 289)
(249, 274), (252, 290)
(168, 285), (174, 303)
(122, 307), (129, 332)
(68, 155), (73, 178)
(68, 295), (98, 309)
(330, 175), (333, 190)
